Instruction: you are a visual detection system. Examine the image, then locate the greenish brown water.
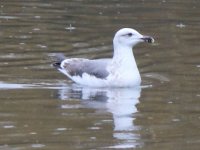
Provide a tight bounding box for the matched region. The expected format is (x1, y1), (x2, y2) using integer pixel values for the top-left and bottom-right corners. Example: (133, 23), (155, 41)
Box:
(0, 0), (200, 149)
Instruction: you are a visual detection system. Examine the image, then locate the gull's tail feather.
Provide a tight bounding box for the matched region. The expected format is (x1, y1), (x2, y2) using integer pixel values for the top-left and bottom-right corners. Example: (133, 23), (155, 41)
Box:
(49, 53), (66, 69)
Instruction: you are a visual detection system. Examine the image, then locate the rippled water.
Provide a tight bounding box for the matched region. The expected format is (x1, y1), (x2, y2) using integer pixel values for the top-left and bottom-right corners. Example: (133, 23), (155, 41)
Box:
(0, 0), (200, 150)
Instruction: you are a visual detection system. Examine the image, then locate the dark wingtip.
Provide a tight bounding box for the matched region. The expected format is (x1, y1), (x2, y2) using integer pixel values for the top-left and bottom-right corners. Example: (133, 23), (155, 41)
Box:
(49, 53), (66, 69)
(53, 62), (62, 69)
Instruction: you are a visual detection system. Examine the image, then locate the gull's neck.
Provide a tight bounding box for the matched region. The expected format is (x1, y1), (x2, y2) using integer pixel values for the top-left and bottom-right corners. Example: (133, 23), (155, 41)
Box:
(110, 42), (141, 86)
(112, 43), (138, 69)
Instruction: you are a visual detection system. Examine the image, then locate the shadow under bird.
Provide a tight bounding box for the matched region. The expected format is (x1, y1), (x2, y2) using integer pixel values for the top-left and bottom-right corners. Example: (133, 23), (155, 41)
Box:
(53, 28), (154, 87)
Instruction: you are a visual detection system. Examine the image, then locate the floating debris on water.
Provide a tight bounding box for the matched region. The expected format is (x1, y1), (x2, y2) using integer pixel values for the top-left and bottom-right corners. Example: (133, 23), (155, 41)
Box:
(30, 132), (37, 135)
(3, 125), (15, 129)
(56, 128), (67, 131)
(31, 144), (46, 148)
(176, 23), (186, 28)
(65, 24), (76, 31)
(34, 16), (41, 19)
(32, 28), (40, 31)
(37, 44), (47, 48)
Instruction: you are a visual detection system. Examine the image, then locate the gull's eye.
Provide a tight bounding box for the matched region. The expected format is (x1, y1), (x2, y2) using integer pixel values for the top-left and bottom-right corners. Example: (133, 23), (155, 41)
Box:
(127, 33), (133, 37)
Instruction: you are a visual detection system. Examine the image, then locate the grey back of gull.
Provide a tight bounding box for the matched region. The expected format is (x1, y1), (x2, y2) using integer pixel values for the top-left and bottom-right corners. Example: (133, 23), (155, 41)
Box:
(53, 54), (110, 79)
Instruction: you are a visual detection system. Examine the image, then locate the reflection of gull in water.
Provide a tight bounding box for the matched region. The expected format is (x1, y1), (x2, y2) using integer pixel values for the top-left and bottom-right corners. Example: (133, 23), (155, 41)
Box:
(57, 84), (143, 149)
(53, 28), (154, 87)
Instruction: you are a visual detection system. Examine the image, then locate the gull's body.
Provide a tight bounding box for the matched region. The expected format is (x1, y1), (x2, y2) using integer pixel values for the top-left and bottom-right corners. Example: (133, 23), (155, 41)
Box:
(53, 28), (154, 87)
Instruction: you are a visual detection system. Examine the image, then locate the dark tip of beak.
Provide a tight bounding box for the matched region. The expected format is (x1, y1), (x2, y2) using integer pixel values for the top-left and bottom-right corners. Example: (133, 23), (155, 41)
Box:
(141, 36), (154, 43)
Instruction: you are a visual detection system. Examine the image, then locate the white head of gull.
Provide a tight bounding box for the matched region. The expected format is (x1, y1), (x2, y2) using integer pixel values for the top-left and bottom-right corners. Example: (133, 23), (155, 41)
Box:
(53, 28), (154, 87)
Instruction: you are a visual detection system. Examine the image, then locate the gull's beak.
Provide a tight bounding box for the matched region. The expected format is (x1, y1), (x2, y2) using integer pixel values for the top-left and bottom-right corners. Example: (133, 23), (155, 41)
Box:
(141, 36), (154, 43)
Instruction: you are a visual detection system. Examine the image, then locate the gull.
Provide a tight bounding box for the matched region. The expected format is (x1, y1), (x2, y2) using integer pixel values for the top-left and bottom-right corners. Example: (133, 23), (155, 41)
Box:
(53, 28), (154, 87)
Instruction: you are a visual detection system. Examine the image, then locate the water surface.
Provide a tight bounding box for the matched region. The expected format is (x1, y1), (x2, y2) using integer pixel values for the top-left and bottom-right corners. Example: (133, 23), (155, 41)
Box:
(0, 0), (200, 149)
